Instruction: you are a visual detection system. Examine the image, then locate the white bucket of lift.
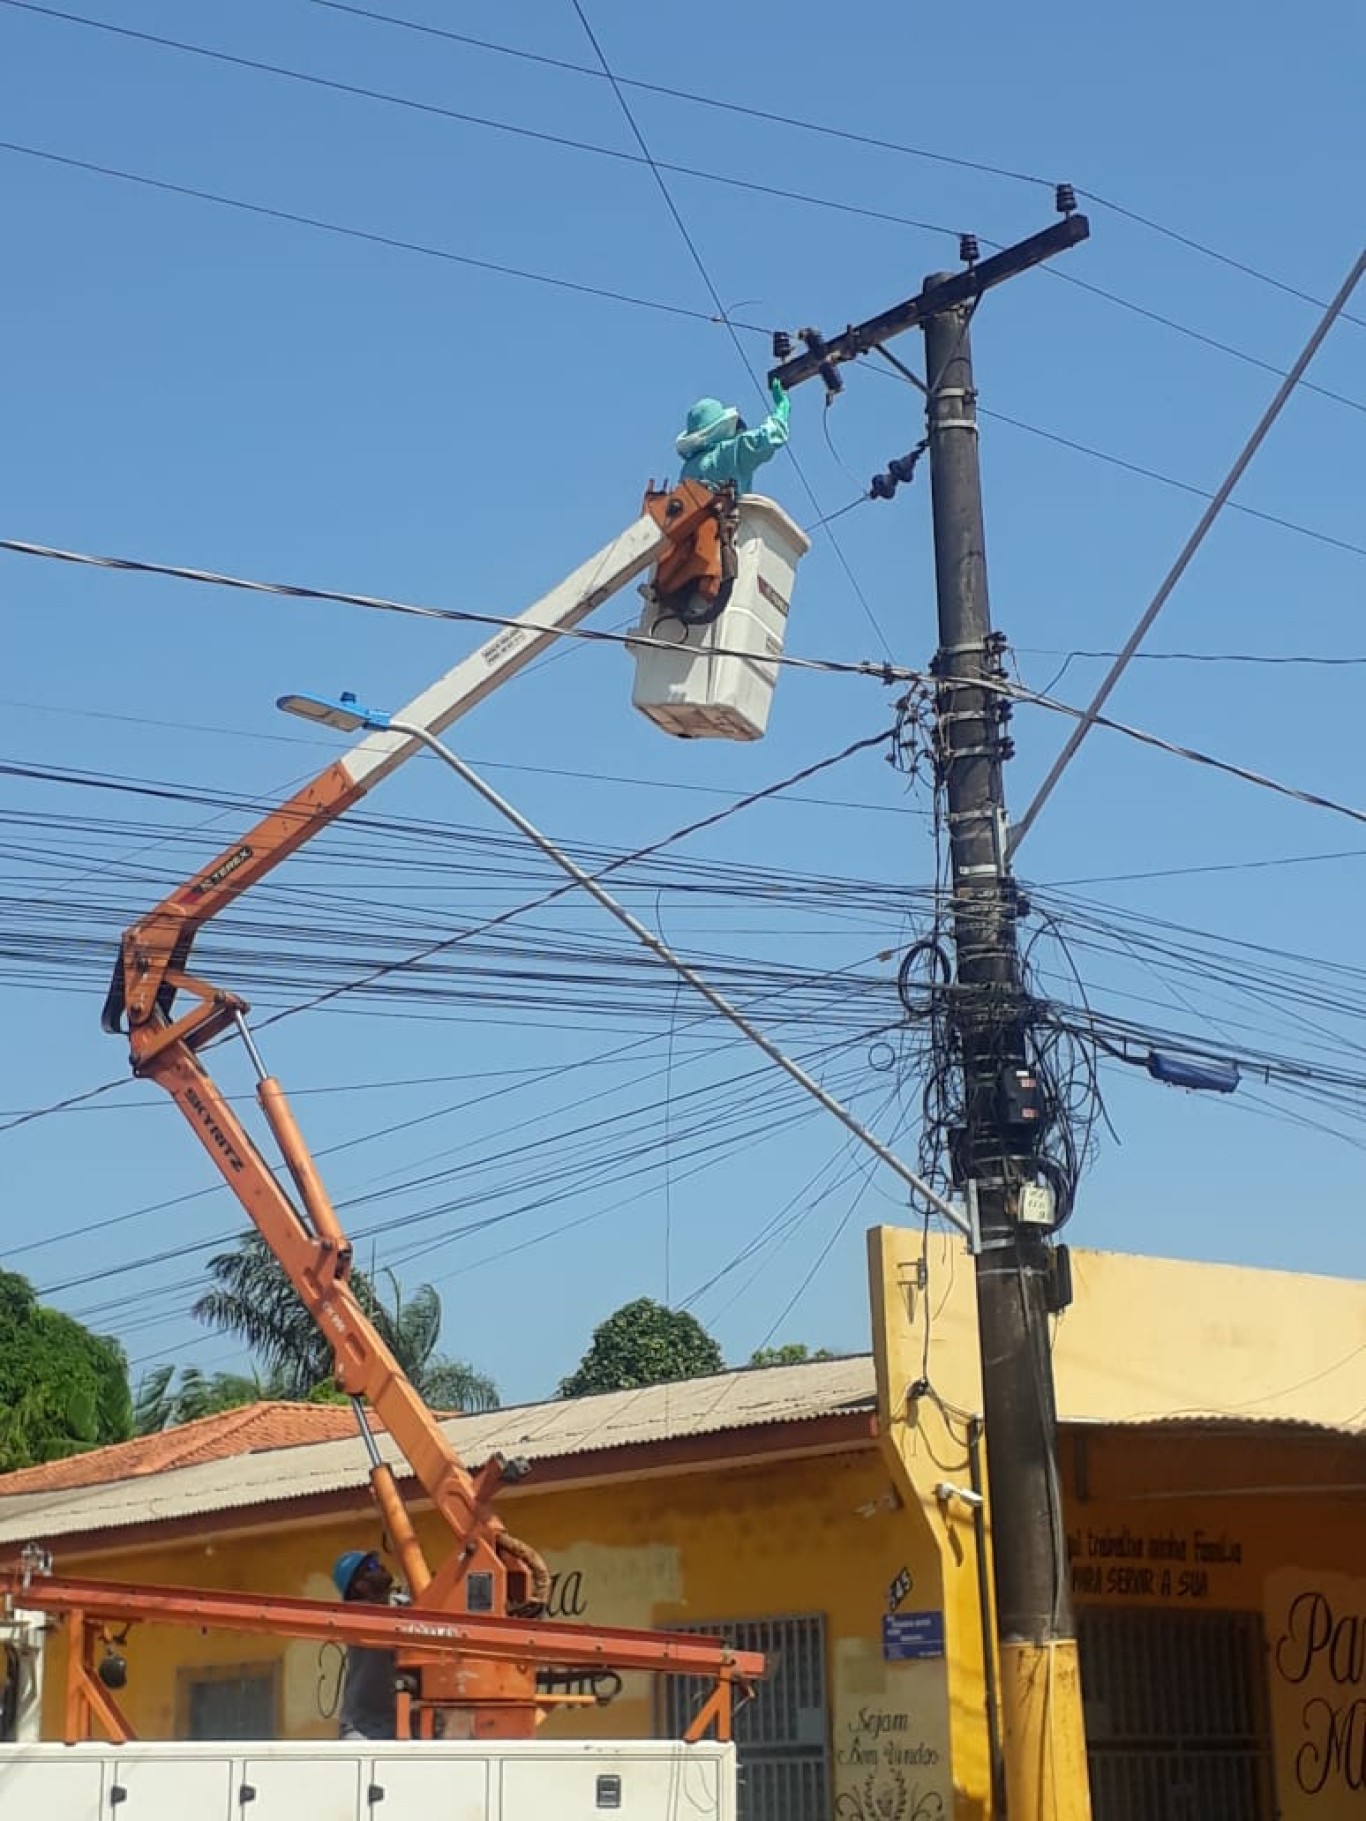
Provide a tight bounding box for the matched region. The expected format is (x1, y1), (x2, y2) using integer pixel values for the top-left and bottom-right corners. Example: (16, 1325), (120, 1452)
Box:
(628, 495), (810, 741)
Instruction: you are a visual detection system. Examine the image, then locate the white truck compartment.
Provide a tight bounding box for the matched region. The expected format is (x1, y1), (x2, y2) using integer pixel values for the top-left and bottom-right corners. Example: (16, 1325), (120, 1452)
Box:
(629, 494), (810, 741)
(0, 1738), (736, 1820)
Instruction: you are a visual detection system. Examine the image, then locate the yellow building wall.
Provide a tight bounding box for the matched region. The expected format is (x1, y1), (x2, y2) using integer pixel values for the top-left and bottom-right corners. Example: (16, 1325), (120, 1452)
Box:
(1068, 1427), (1366, 1821)
(34, 1231), (1366, 1819)
(45, 1448), (961, 1817)
(870, 1224), (1366, 1819)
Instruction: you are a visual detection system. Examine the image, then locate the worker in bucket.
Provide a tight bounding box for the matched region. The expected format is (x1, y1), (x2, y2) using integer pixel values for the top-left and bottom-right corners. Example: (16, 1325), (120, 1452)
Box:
(333, 1548), (401, 1740)
(677, 377), (790, 494)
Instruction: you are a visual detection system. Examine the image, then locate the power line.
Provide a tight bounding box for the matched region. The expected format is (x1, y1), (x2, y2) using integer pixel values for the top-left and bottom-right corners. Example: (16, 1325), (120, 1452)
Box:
(250, 727), (899, 1034)
(1011, 244), (1366, 853)
(0, 689), (924, 819)
(1039, 847), (1366, 888)
(0, 535), (910, 681)
(17, 0), (1352, 435)
(0, 1074), (127, 1134)
(561, 0), (893, 657)
(1044, 267), (1366, 419)
(1018, 648), (1366, 669)
(1000, 674), (1366, 833)
(1, 730), (898, 1169)
(1075, 186), (1366, 331)
(307, 0), (1054, 189)
(0, 5), (962, 242)
(868, 358), (1366, 566)
(302, 0), (1366, 332)
(10, 127), (1363, 474)
(978, 408), (1366, 564)
(0, 140), (755, 331)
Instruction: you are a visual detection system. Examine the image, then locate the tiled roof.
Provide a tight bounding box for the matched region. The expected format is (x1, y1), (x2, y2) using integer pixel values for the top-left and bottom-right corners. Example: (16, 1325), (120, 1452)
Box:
(0, 1404), (373, 1497)
(0, 1356), (877, 1545)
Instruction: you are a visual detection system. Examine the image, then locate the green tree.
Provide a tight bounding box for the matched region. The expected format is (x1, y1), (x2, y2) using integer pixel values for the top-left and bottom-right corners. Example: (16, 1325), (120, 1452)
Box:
(558, 1298), (724, 1398)
(0, 1270), (132, 1470)
(748, 1343), (835, 1368)
(185, 1235), (499, 1413)
(133, 1364), (275, 1435)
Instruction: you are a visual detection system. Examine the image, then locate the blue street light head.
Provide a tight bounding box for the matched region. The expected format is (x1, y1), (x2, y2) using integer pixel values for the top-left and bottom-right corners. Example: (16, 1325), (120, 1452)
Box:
(276, 690), (391, 734)
(1146, 1051), (1240, 1095)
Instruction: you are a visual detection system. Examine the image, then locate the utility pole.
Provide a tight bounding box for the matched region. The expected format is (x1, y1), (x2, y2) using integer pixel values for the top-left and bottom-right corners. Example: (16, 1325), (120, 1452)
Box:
(770, 204), (1093, 1817)
(921, 293), (1090, 1819)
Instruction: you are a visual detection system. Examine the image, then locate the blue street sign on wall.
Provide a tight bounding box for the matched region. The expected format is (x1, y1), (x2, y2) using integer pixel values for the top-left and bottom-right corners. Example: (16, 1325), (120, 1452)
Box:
(882, 1611), (946, 1661)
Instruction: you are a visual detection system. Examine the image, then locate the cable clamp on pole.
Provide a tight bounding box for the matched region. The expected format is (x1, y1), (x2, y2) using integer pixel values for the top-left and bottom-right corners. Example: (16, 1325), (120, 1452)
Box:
(965, 1183), (982, 1256)
(936, 638), (993, 660)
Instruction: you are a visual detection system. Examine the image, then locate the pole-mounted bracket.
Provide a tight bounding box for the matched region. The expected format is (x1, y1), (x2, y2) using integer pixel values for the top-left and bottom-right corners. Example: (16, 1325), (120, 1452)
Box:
(768, 213), (1089, 393)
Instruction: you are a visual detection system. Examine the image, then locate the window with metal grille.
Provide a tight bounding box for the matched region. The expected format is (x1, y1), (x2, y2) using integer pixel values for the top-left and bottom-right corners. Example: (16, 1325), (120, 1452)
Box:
(1078, 1609), (1275, 1821)
(658, 1614), (830, 1821)
(177, 1661), (279, 1740)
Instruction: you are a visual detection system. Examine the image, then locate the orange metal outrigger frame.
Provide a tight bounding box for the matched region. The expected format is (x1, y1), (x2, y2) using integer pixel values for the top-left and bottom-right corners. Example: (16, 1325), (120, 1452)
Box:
(73, 485), (757, 1740)
(0, 1566), (761, 1746)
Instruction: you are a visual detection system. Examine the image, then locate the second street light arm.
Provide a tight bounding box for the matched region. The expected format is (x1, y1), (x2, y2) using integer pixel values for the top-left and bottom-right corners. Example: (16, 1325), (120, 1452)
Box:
(280, 695), (967, 1234)
(395, 720), (968, 1234)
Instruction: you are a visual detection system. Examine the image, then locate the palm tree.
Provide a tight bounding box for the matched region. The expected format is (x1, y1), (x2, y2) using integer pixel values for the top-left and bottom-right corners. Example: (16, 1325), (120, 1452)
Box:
(134, 1363), (273, 1435)
(189, 1235), (499, 1412)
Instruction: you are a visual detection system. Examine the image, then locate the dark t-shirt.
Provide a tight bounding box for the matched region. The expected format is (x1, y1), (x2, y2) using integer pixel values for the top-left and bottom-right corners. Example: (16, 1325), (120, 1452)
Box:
(339, 1644), (397, 1740)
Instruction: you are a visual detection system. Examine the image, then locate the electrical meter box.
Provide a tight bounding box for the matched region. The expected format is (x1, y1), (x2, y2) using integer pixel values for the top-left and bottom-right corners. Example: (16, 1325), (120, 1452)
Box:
(628, 495), (810, 741)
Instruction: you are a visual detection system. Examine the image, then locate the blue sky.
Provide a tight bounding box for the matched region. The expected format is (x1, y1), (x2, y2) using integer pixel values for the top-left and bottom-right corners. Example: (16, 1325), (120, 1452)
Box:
(4, 0), (1364, 1406)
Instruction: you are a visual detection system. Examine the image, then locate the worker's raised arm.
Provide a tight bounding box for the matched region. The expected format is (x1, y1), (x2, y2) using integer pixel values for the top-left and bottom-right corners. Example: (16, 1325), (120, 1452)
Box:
(735, 378), (791, 462)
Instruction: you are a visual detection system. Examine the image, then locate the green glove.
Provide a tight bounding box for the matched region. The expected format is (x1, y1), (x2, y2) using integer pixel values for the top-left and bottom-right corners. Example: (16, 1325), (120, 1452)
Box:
(769, 377), (787, 408)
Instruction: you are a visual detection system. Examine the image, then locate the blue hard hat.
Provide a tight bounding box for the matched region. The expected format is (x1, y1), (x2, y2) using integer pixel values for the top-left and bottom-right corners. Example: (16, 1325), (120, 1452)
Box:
(677, 398), (740, 459)
(332, 1549), (374, 1598)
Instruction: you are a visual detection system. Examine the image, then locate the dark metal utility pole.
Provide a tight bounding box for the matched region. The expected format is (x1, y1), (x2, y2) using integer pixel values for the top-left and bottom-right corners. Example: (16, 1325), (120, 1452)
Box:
(921, 293), (1090, 1819)
(770, 205), (1092, 1816)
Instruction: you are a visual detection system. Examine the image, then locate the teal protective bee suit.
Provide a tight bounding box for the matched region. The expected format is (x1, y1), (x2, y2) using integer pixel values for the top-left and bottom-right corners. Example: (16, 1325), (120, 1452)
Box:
(677, 378), (790, 493)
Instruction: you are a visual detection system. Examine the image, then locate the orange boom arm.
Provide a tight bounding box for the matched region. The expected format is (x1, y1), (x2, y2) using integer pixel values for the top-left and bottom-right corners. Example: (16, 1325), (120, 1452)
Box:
(92, 489), (739, 1736)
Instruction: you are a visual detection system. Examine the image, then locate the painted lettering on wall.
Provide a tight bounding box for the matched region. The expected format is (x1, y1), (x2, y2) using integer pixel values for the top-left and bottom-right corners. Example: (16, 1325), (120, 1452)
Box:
(1274, 1589), (1366, 1796)
(1065, 1525), (1242, 1601)
(544, 1569), (588, 1620)
(835, 1706), (943, 1819)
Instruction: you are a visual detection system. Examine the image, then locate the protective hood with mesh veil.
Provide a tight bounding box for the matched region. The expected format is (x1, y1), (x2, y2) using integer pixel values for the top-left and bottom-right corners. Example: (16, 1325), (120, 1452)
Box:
(676, 397), (740, 459)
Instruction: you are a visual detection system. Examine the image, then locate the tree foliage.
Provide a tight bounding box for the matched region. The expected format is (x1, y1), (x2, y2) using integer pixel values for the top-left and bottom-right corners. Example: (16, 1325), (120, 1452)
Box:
(748, 1343), (834, 1368)
(0, 1270), (132, 1470)
(184, 1235), (498, 1415)
(558, 1298), (724, 1398)
(133, 1364), (277, 1435)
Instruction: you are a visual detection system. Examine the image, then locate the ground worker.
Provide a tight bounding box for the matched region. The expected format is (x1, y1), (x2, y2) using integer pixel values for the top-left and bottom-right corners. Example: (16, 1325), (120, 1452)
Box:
(332, 1548), (400, 1740)
(676, 378), (790, 493)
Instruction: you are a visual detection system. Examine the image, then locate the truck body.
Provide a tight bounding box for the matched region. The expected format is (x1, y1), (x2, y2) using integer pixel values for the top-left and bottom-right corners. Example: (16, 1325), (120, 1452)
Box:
(0, 1739), (737, 1820)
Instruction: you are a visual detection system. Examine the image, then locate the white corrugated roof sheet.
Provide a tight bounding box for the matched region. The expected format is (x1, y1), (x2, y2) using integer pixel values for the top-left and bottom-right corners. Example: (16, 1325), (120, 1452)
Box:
(0, 1355), (877, 1544)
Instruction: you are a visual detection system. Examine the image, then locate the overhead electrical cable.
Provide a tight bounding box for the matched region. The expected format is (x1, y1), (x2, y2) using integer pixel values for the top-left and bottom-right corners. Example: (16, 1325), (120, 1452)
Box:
(562, 0), (892, 654)
(0, 536), (910, 682)
(11, 2), (1365, 418)
(0, 141), (765, 331)
(0, 5), (963, 240)
(1010, 244), (1366, 853)
(303, 0), (1366, 332)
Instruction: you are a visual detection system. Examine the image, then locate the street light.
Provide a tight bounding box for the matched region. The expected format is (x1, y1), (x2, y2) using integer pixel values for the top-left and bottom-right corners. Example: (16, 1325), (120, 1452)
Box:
(275, 689), (969, 1232)
(275, 691), (389, 733)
